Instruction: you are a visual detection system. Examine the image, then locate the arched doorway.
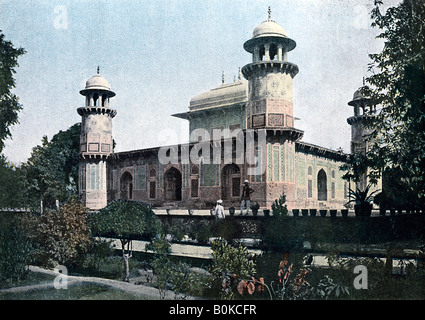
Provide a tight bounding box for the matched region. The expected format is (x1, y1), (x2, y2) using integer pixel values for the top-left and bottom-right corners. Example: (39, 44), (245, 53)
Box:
(164, 167), (182, 201)
(120, 171), (133, 200)
(221, 164), (241, 201)
(317, 169), (327, 201)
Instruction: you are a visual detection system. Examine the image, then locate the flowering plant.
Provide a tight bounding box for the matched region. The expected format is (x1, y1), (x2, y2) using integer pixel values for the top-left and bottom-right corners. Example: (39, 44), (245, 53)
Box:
(236, 253), (311, 300)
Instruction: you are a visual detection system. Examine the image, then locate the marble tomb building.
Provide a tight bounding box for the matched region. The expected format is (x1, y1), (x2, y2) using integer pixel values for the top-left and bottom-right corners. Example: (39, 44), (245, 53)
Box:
(77, 12), (365, 211)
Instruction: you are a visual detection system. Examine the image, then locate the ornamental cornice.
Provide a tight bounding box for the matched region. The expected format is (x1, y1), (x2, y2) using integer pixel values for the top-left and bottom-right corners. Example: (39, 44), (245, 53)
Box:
(77, 106), (117, 118)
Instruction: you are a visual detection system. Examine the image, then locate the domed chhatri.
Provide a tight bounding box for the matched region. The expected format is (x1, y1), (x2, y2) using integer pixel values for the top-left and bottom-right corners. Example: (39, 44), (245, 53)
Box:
(348, 88), (367, 106)
(84, 74), (111, 91)
(241, 6), (302, 142)
(347, 83), (375, 126)
(243, 7), (296, 55)
(79, 67), (116, 98)
(252, 15), (287, 38)
(78, 68), (117, 112)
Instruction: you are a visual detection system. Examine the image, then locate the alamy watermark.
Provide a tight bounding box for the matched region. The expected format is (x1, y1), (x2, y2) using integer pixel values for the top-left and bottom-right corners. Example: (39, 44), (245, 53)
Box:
(53, 5), (68, 30)
(53, 265), (68, 289)
(158, 128), (267, 176)
(353, 265), (368, 290)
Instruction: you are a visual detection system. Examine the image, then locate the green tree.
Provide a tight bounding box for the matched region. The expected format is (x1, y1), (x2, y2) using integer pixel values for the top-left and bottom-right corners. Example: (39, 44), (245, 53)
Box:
(0, 31), (25, 153)
(146, 237), (211, 299)
(21, 123), (80, 210)
(88, 200), (162, 282)
(146, 236), (172, 299)
(28, 199), (91, 268)
(349, 0), (425, 203)
(0, 213), (33, 285)
(0, 31), (26, 210)
(209, 238), (256, 299)
(0, 155), (25, 208)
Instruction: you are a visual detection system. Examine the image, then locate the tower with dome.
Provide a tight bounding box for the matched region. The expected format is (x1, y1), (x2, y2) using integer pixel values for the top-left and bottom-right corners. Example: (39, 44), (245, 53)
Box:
(347, 84), (382, 193)
(77, 68), (116, 210)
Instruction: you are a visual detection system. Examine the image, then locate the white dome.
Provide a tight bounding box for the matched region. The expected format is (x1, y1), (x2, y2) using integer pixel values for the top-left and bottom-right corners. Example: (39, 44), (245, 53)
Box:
(243, 16), (296, 53)
(84, 74), (111, 91)
(253, 20), (287, 38)
(80, 73), (116, 97)
(189, 81), (248, 110)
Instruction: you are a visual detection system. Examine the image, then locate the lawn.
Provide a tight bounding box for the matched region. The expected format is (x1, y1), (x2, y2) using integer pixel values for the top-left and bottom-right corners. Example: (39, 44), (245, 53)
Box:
(0, 255), (160, 300)
(0, 281), (153, 300)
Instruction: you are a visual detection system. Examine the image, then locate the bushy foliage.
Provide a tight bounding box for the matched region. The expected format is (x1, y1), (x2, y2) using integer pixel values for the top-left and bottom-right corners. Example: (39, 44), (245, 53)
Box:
(76, 238), (114, 272)
(209, 238), (256, 299)
(29, 199), (91, 268)
(146, 236), (211, 299)
(0, 155), (25, 208)
(271, 193), (288, 218)
(264, 193), (299, 250)
(0, 31), (25, 153)
(237, 253), (312, 300)
(89, 200), (163, 282)
(21, 123), (81, 210)
(210, 238), (256, 279)
(343, 0), (425, 200)
(146, 236), (172, 299)
(323, 252), (425, 300)
(89, 200), (162, 240)
(168, 262), (212, 298)
(0, 213), (33, 284)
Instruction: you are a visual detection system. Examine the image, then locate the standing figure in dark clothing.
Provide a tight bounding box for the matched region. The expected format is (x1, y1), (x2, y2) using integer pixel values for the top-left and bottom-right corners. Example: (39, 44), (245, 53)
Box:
(240, 180), (254, 215)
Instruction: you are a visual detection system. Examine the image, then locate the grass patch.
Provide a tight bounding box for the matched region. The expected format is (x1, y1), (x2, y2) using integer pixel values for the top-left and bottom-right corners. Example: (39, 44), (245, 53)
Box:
(0, 271), (55, 290)
(0, 281), (154, 300)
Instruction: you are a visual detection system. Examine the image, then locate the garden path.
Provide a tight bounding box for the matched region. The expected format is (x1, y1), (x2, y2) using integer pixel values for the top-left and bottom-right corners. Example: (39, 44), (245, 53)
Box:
(0, 265), (189, 300)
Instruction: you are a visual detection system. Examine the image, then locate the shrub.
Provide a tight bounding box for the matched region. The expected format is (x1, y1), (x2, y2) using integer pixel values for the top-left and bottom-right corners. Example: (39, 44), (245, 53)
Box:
(77, 238), (114, 272)
(147, 236), (211, 299)
(209, 238), (256, 299)
(271, 193), (288, 218)
(0, 213), (33, 285)
(89, 200), (163, 282)
(29, 199), (91, 268)
(89, 200), (162, 240)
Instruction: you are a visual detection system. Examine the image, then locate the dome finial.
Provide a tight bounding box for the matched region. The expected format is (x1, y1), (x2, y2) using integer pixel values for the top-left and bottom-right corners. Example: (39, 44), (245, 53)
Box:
(268, 6), (272, 20)
(97, 65), (100, 74)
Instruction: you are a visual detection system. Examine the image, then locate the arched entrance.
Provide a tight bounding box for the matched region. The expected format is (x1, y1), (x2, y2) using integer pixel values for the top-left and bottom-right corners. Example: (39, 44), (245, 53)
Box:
(317, 169), (327, 201)
(221, 164), (241, 201)
(120, 171), (133, 200)
(164, 167), (182, 201)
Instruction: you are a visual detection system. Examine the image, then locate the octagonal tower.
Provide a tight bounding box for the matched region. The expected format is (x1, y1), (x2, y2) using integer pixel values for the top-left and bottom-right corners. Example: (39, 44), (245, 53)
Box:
(242, 8), (303, 209)
(242, 7), (300, 137)
(77, 68), (116, 210)
(347, 85), (381, 193)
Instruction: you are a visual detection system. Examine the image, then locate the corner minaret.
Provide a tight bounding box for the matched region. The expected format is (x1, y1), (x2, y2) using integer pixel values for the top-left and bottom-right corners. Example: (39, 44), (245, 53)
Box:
(347, 85), (374, 155)
(347, 84), (380, 191)
(241, 7), (301, 140)
(77, 69), (116, 210)
(242, 9), (303, 209)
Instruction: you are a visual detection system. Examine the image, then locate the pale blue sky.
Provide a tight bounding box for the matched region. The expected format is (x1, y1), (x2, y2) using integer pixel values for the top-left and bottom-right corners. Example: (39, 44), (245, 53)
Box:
(1, 0), (398, 164)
